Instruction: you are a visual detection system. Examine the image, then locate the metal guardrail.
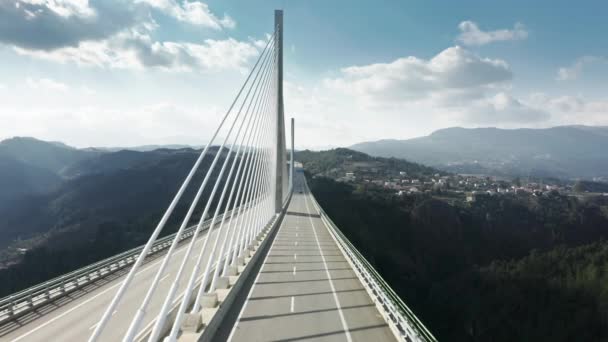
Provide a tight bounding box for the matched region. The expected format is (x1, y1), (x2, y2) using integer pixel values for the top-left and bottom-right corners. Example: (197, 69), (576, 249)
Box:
(0, 210), (234, 326)
(307, 189), (437, 342)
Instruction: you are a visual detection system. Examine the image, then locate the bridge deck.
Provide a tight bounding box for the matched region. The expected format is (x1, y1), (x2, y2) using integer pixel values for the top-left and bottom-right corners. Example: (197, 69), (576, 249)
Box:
(218, 172), (396, 342)
(1, 206), (256, 342)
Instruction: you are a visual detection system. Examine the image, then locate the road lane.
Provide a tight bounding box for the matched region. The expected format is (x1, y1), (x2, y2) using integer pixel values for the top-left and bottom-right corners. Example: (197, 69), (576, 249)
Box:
(224, 171), (395, 342)
(1, 204), (263, 342)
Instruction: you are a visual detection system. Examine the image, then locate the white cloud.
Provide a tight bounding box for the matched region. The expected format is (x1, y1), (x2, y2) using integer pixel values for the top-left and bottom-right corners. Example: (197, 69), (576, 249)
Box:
(528, 93), (608, 126)
(316, 46), (557, 133)
(25, 77), (69, 92)
(1, 0), (236, 55)
(0, 0), (135, 50)
(6, 0), (258, 72)
(556, 56), (606, 81)
(463, 92), (549, 125)
(18, 0), (96, 18)
(14, 25), (261, 72)
(457, 21), (528, 46)
(324, 46), (512, 107)
(136, 0), (234, 29)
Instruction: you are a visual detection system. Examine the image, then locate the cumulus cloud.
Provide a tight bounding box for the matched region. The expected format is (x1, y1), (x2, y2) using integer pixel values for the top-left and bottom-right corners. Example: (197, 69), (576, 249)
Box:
(0, 1), (235, 51)
(320, 46), (556, 128)
(136, 0), (235, 29)
(556, 56), (606, 81)
(0, 0), (136, 50)
(18, 0), (96, 18)
(457, 21), (528, 46)
(0, 0), (253, 72)
(14, 31), (260, 71)
(463, 92), (550, 125)
(4, 0), (263, 72)
(324, 46), (512, 106)
(528, 93), (608, 126)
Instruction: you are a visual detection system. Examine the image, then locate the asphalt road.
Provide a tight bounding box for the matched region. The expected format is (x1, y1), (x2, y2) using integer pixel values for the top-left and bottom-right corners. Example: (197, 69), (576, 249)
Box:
(0, 204), (261, 342)
(220, 171), (396, 342)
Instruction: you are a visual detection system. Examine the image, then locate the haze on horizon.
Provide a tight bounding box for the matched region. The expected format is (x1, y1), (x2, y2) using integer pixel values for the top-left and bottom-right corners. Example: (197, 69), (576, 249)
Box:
(1, 0), (607, 149)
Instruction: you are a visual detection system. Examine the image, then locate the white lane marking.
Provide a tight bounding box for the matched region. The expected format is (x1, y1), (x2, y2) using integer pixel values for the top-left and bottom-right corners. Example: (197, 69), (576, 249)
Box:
(292, 266), (296, 276)
(294, 253), (297, 260)
(303, 188), (353, 342)
(295, 241), (298, 246)
(10, 228), (210, 342)
(290, 296), (295, 313)
(159, 274), (170, 282)
(296, 233), (298, 238)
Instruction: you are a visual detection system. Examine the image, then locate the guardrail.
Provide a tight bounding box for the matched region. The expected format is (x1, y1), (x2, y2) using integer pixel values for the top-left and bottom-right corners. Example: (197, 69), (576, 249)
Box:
(0, 210), (233, 326)
(307, 188), (437, 342)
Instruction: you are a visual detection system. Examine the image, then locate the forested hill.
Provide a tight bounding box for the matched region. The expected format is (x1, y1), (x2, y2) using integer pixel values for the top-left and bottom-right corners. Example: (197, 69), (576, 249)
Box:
(308, 175), (608, 341)
(295, 148), (441, 177)
(0, 138), (230, 297)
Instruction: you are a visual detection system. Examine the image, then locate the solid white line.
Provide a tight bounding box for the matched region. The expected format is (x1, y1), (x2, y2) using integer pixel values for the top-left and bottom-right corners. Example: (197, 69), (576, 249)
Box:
(303, 189), (353, 342)
(290, 296), (295, 313)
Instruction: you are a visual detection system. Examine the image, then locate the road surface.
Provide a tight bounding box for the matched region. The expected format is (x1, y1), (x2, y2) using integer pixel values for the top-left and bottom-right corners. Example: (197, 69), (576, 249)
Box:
(1, 204), (261, 342)
(219, 171), (396, 341)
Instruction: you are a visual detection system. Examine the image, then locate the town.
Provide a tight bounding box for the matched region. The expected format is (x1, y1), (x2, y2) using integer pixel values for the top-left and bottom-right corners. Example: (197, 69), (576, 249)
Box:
(304, 150), (608, 204)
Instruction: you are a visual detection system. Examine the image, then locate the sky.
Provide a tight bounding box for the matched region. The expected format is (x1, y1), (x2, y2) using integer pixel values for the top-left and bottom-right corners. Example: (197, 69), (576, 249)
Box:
(0, 0), (607, 149)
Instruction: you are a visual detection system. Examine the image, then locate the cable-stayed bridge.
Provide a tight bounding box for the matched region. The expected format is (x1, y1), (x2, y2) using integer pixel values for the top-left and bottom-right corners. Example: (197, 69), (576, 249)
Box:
(0, 10), (436, 342)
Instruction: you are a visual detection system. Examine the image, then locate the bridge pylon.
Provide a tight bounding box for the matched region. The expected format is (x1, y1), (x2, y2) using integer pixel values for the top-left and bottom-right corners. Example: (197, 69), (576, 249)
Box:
(274, 9), (286, 213)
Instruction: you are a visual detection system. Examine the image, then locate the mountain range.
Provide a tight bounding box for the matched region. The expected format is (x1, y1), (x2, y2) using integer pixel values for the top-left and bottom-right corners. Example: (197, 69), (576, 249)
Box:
(0, 137), (225, 257)
(350, 125), (608, 179)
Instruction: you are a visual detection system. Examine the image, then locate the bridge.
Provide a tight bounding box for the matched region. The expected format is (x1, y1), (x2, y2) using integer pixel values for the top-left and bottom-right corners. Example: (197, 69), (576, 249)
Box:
(0, 10), (436, 342)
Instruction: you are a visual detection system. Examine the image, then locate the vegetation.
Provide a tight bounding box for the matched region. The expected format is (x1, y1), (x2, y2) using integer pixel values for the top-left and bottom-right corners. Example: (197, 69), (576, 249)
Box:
(296, 148), (440, 177)
(0, 142), (238, 297)
(308, 175), (608, 341)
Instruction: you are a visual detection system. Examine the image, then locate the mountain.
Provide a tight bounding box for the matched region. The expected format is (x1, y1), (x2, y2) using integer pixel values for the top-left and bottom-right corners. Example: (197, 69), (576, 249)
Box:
(0, 146), (229, 295)
(62, 148), (200, 178)
(86, 144), (200, 152)
(350, 125), (608, 179)
(0, 156), (62, 207)
(0, 137), (101, 176)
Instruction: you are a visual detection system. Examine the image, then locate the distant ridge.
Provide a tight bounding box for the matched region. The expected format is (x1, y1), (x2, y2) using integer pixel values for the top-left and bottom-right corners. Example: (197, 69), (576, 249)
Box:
(350, 125), (608, 179)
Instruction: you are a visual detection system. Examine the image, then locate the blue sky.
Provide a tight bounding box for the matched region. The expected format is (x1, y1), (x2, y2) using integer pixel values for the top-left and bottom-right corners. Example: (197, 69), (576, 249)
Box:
(0, 0), (607, 148)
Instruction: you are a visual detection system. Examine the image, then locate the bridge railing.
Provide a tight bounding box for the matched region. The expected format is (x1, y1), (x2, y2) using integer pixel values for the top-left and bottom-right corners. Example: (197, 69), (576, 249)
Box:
(0, 210), (233, 326)
(308, 191), (437, 342)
